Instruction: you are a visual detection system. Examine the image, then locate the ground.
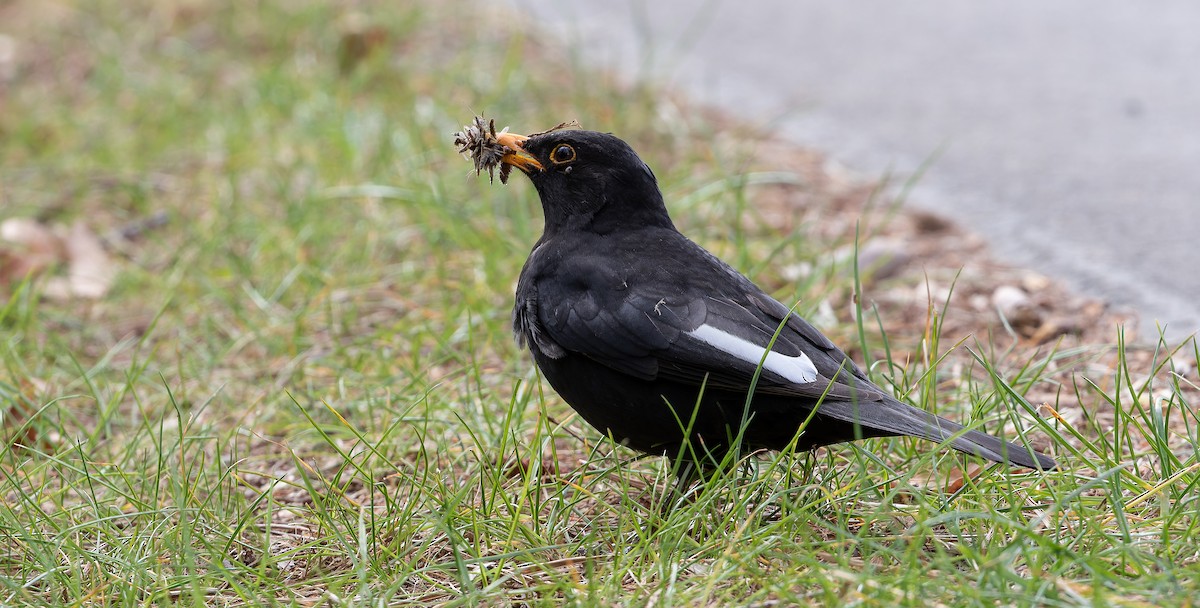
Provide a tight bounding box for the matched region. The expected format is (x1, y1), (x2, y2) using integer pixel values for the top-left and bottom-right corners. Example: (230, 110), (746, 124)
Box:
(0, 1), (1197, 606)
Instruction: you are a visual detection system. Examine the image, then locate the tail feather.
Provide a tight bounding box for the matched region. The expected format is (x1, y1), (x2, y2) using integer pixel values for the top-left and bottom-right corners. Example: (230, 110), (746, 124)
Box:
(815, 396), (1057, 470)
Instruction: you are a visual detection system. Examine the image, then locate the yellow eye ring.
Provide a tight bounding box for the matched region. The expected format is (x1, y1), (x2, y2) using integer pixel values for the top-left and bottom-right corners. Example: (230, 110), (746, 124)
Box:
(550, 143), (576, 165)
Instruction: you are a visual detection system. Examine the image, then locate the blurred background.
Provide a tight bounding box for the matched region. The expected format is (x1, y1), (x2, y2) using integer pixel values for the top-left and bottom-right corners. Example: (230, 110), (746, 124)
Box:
(510, 0), (1200, 341)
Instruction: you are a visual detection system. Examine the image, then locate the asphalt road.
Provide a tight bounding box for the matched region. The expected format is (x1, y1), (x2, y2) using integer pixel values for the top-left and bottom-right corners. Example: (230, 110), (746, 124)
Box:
(508, 0), (1200, 341)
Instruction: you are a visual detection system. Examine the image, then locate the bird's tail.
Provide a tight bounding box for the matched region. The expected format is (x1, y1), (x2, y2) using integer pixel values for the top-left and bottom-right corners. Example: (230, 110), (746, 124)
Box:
(817, 396), (1057, 470)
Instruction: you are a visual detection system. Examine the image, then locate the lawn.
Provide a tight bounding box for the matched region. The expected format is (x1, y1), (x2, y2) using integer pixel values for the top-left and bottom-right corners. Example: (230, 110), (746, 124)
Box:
(1, 1), (1198, 605)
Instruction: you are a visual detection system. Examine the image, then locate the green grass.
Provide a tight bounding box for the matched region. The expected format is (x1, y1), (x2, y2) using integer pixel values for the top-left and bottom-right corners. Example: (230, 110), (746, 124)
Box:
(2, 0), (1198, 605)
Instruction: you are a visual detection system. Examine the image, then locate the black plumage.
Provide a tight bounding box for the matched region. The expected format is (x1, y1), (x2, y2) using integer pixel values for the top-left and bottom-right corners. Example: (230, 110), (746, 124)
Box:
(490, 127), (1055, 474)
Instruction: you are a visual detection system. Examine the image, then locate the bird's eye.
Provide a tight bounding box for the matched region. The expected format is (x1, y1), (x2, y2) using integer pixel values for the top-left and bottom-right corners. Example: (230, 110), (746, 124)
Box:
(550, 144), (576, 165)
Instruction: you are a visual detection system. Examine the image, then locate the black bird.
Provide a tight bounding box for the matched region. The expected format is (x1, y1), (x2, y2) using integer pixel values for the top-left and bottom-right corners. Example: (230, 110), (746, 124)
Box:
(493, 128), (1056, 474)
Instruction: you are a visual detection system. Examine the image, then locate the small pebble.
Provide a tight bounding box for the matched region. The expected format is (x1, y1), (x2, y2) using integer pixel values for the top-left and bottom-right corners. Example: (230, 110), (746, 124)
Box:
(992, 285), (1031, 318)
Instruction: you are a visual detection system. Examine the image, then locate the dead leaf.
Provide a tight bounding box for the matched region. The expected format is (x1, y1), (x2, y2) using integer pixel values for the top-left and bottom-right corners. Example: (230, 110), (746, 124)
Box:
(52, 221), (116, 298)
(0, 34), (16, 83)
(1, 218), (118, 298)
(337, 13), (390, 74)
(942, 463), (985, 494)
(895, 463), (986, 502)
(0, 217), (63, 285)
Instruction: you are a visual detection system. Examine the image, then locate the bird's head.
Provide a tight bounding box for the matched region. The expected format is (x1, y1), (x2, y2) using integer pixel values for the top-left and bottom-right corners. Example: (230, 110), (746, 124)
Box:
(497, 129), (674, 235)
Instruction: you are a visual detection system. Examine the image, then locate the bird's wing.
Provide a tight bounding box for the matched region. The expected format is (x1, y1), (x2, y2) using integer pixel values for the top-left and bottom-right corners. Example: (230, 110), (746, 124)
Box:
(653, 292), (885, 401)
(529, 265), (883, 402)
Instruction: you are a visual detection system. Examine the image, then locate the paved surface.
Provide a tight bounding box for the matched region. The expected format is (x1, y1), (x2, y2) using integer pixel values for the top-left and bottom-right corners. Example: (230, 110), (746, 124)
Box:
(508, 0), (1200, 341)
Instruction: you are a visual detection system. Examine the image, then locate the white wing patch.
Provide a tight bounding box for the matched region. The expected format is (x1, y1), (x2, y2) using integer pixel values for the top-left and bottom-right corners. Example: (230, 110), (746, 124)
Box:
(685, 324), (818, 384)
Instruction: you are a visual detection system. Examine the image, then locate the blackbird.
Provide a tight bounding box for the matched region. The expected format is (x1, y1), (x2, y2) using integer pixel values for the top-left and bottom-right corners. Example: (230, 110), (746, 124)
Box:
(491, 127), (1056, 474)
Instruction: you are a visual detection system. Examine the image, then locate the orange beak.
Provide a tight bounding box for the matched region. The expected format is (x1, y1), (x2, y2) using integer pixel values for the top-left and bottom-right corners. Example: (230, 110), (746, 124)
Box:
(496, 131), (544, 173)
